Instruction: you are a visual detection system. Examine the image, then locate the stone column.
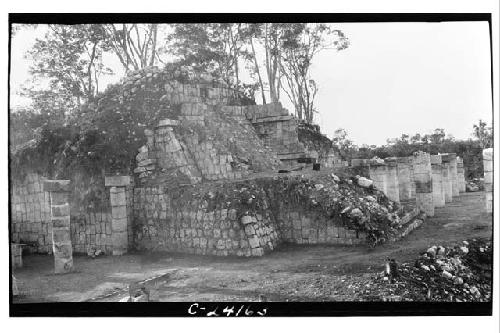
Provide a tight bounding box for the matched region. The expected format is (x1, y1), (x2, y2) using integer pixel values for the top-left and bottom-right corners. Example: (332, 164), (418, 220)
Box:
(413, 152), (434, 216)
(384, 157), (400, 203)
(408, 156), (416, 199)
(369, 162), (388, 195)
(43, 180), (73, 274)
(105, 176), (132, 255)
(448, 153), (459, 197)
(430, 155), (445, 208)
(11, 244), (23, 269)
(483, 148), (493, 213)
(396, 157), (411, 201)
(441, 154), (453, 203)
(457, 157), (466, 193)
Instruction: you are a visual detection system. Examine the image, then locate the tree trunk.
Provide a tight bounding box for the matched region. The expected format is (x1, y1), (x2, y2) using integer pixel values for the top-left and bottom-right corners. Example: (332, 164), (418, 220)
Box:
(149, 24), (158, 67)
(250, 37), (267, 104)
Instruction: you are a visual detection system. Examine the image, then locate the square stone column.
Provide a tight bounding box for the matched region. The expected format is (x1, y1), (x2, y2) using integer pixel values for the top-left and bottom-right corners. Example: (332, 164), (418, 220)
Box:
(43, 180), (73, 274)
(441, 154), (453, 203)
(408, 156), (416, 199)
(369, 163), (388, 195)
(396, 157), (411, 201)
(430, 155), (445, 208)
(11, 244), (24, 269)
(457, 157), (466, 193)
(384, 157), (400, 203)
(483, 148), (493, 213)
(105, 176), (132, 255)
(413, 152), (434, 217)
(448, 153), (459, 197)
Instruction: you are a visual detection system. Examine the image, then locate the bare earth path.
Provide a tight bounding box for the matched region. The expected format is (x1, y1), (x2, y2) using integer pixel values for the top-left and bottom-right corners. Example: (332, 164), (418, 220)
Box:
(13, 192), (492, 302)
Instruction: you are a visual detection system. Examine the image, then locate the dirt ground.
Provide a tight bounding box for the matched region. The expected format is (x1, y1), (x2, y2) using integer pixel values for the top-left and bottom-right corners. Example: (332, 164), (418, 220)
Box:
(12, 191), (492, 303)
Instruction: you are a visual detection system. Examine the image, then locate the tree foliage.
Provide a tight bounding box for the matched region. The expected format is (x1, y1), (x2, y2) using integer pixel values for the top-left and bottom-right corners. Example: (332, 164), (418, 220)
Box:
(102, 24), (161, 71)
(26, 24), (111, 106)
(279, 24), (349, 123)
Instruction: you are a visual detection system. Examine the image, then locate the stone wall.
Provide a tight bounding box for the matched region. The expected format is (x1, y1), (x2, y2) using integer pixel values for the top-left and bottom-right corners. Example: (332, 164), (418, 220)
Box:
(10, 172), (113, 255)
(10, 173), (52, 253)
(276, 208), (364, 245)
(134, 104), (283, 185)
(246, 103), (307, 165)
(132, 184), (280, 256)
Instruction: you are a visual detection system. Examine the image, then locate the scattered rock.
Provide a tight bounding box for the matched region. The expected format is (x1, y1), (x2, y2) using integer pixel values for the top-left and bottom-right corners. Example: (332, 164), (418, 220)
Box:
(357, 177), (373, 188)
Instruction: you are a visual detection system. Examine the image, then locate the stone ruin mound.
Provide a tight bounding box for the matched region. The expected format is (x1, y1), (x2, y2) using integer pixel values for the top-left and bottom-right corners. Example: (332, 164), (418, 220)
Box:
(10, 65), (423, 258)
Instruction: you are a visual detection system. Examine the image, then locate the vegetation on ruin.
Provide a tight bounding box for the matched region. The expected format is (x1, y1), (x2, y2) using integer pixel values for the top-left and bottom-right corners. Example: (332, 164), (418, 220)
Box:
(166, 171), (405, 246)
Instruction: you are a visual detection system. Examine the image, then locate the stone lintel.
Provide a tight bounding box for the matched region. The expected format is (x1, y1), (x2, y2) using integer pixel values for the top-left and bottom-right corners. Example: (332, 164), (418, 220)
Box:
(369, 161), (387, 168)
(157, 118), (180, 127)
(277, 152), (306, 160)
(251, 115), (295, 124)
(105, 175), (131, 187)
(384, 157), (398, 167)
(43, 180), (71, 192)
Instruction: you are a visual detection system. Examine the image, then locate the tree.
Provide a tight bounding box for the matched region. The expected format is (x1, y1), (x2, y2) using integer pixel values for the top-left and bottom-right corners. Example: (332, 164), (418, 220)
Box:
(472, 119), (493, 149)
(332, 128), (357, 160)
(102, 24), (161, 71)
(26, 24), (111, 107)
(279, 24), (349, 123)
(165, 23), (248, 86)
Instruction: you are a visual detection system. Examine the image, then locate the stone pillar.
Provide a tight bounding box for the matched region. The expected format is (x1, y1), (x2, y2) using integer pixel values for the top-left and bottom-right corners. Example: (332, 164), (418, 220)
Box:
(369, 163), (388, 195)
(43, 180), (73, 274)
(396, 157), (411, 201)
(431, 155), (445, 208)
(408, 156), (416, 199)
(384, 157), (400, 203)
(483, 148), (493, 213)
(448, 153), (459, 197)
(441, 154), (453, 203)
(457, 157), (466, 193)
(11, 244), (23, 269)
(413, 152), (434, 216)
(105, 176), (132, 255)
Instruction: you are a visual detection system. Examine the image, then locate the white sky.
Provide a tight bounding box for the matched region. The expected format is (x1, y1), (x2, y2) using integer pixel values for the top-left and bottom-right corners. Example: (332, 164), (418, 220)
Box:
(10, 21), (493, 146)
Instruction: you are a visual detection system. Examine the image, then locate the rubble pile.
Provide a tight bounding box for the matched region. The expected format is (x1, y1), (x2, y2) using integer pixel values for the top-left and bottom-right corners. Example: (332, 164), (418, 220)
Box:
(263, 171), (416, 245)
(466, 178), (483, 192)
(362, 238), (492, 301)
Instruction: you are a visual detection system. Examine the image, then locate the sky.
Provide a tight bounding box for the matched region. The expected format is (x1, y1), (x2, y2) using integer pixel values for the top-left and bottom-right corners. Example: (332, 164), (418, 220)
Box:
(10, 21), (493, 146)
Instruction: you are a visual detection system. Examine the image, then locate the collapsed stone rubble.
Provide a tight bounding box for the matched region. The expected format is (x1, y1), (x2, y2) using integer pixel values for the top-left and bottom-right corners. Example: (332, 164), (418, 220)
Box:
(361, 238), (492, 301)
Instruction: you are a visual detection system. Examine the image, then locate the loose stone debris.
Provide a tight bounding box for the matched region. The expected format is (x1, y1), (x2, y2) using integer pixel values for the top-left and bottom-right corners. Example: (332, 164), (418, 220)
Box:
(360, 238), (492, 301)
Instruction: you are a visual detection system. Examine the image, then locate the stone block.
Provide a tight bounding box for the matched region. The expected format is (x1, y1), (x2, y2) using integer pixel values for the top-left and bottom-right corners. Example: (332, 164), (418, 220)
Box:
(249, 236), (260, 249)
(50, 192), (69, 205)
(52, 229), (71, 243)
(51, 204), (70, 217)
(110, 191), (127, 206)
(43, 180), (71, 193)
(53, 255), (73, 274)
(112, 217), (128, 232)
(158, 118), (180, 127)
(241, 215), (254, 225)
(105, 176), (131, 187)
(112, 206), (128, 219)
(251, 248), (264, 256)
